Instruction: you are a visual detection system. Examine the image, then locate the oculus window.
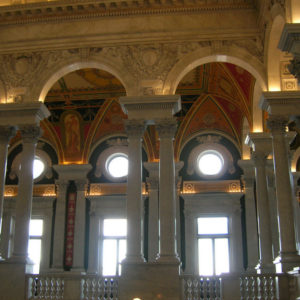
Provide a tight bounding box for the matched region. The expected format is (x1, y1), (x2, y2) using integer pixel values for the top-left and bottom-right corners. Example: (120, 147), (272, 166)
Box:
(33, 156), (45, 180)
(197, 217), (230, 276)
(197, 150), (224, 176)
(106, 154), (128, 178)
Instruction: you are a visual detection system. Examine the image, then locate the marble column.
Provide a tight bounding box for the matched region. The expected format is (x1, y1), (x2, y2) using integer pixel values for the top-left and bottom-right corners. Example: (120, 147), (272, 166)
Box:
(11, 125), (41, 263)
(266, 160), (280, 259)
(156, 119), (179, 263)
(268, 115), (300, 272)
(144, 162), (159, 262)
(124, 119), (146, 263)
(0, 126), (16, 258)
(87, 199), (98, 274)
(51, 179), (69, 271)
(251, 150), (274, 273)
(72, 179), (87, 272)
(238, 159), (259, 273)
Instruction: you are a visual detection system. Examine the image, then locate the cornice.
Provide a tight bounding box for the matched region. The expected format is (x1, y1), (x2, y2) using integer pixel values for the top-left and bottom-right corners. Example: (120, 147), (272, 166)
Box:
(0, 0), (254, 26)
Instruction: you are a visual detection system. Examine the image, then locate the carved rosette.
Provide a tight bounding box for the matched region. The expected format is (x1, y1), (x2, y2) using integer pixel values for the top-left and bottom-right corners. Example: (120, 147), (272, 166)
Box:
(267, 115), (289, 135)
(19, 125), (42, 143)
(156, 119), (177, 139)
(0, 126), (16, 144)
(124, 119), (146, 138)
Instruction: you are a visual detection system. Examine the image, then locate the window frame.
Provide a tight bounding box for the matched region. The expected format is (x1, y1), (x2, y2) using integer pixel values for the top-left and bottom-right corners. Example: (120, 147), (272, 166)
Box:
(99, 218), (127, 276)
(196, 215), (231, 276)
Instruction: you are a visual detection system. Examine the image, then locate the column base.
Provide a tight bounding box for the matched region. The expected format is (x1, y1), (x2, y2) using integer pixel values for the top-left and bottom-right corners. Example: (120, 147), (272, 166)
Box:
(119, 262), (180, 300)
(123, 254), (146, 264)
(274, 252), (300, 273)
(156, 254), (181, 264)
(0, 259), (29, 300)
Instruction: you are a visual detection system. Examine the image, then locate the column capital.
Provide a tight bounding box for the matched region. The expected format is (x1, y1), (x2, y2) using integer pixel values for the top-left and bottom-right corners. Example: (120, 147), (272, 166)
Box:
(146, 177), (159, 190)
(55, 179), (69, 193)
(246, 132), (272, 156)
(155, 118), (177, 138)
(251, 151), (267, 166)
(124, 119), (146, 138)
(19, 125), (42, 143)
(267, 115), (289, 134)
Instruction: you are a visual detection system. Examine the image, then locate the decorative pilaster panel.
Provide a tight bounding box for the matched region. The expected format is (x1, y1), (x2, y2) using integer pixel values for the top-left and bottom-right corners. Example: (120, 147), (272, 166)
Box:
(124, 119), (146, 263)
(51, 179), (69, 270)
(156, 118), (179, 263)
(11, 125), (41, 263)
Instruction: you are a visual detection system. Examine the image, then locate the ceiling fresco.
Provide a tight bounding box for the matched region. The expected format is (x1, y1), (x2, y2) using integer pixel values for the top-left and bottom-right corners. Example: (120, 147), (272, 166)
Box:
(27, 62), (255, 163)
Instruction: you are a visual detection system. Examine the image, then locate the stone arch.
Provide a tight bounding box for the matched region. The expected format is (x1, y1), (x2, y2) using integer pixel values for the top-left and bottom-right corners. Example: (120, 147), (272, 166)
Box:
(30, 56), (135, 103)
(163, 45), (267, 95)
(266, 9), (286, 91)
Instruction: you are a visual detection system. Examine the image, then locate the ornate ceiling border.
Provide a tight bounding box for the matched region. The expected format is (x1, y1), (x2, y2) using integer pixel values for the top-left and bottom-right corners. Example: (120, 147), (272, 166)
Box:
(0, 0), (254, 26)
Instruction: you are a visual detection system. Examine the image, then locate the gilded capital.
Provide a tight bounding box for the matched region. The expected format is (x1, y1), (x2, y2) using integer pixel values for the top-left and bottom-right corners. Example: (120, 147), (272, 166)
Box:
(155, 118), (177, 138)
(124, 119), (146, 138)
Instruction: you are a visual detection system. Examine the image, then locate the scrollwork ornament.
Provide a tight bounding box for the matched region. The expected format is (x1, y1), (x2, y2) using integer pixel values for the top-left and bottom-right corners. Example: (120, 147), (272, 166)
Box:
(267, 115), (289, 134)
(156, 118), (177, 139)
(124, 119), (146, 138)
(19, 125), (42, 143)
(55, 179), (69, 194)
(251, 151), (267, 167)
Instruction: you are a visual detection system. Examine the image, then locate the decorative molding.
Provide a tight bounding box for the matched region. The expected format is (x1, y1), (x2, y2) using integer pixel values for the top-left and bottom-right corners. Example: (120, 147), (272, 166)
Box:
(4, 184), (56, 197)
(0, 0), (254, 26)
(182, 180), (242, 194)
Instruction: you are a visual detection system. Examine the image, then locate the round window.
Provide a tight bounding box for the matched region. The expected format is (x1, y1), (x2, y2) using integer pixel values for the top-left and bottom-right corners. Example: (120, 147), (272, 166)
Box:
(106, 154), (128, 178)
(33, 156), (45, 180)
(197, 151), (224, 176)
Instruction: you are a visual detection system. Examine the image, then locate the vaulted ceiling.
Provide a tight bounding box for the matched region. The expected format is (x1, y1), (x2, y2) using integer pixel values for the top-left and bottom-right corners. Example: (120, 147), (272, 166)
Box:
(39, 62), (255, 163)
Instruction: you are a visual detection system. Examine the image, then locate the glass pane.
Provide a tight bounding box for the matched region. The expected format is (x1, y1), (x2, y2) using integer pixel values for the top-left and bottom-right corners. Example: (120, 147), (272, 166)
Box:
(29, 219), (43, 236)
(118, 239), (127, 275)
(215, 238), (230, 275)
(198, 217), (228, 235)
(107, 155), (128, 178)
(198, 238), (213, 276)
(33, 157), (45, 179)
(102, 239), (117, 276)
(28, 239), (41, 274)
(198, 152), (223, 175)
(103, 219), (127, 237)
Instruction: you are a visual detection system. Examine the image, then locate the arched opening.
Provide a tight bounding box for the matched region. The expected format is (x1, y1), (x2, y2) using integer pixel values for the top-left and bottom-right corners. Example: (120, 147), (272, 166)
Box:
(42, 68), (127, 164)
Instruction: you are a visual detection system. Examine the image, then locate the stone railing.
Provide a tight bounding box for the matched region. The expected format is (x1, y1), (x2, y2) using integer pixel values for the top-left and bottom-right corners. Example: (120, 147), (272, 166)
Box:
(240, 274), (277, 300)
(26, 274), (118, 300)
(181, 275), (221, 300)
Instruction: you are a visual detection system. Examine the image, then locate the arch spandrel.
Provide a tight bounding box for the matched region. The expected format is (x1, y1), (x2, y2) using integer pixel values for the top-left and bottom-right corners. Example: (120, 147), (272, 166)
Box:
(30, 52), (135, 103)
(163, 45), (267, 95)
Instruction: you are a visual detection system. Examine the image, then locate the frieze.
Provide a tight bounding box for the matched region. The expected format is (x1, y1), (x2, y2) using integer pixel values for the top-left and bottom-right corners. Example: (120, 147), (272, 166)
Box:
(0, 0), (254, 26)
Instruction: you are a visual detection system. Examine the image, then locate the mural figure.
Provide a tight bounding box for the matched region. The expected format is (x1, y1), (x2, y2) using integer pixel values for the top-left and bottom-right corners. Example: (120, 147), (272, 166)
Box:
(64, 113), (81, 156)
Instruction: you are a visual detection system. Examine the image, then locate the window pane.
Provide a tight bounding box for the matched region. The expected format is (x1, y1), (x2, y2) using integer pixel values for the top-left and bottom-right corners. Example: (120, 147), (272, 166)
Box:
(118, 239), (127, 275)
(103, 219), (127, 237)
(28, 239), (41, 274)
(198, 238), (213, 276)
(215, 238), (230, 275)
(198, 217), (228, 235)
(103, 239), (117, 276)
(29, 219), (43, 236)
